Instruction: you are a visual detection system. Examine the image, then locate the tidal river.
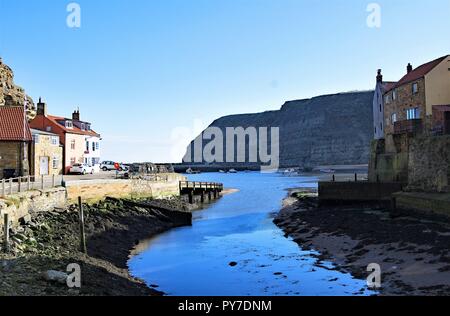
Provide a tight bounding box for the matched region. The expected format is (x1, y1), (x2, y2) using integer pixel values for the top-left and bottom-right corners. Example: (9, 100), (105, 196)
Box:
(128, 172), (374, 296)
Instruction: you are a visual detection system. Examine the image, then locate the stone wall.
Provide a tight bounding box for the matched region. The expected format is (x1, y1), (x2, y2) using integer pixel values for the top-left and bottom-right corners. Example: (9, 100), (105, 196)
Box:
(65, 173), (186, 203)
(0, 187), (66, 232)
(407, 135), (450, 192)
(319, 181), (404, 203)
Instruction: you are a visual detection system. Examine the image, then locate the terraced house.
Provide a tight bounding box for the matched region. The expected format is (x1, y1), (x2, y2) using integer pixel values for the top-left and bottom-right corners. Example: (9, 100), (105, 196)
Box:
(29, 99), (101, 174)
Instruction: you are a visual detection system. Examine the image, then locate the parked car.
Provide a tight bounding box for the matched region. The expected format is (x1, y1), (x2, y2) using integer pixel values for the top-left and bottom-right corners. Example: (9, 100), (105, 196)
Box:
(100, 161), (117, 171)
(70, 163), (95, 175)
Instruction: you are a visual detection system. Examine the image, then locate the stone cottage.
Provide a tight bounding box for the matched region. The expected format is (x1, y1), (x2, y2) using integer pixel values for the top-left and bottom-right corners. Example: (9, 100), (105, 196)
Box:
(30, 128), (63, 176)
(0, 106), (32, 179)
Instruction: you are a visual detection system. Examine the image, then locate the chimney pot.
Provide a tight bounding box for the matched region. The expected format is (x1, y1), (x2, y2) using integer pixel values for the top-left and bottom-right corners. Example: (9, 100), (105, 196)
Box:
(376, 69), (383, 83)
(37, 98), (47, 116)
(407, 63), (413, 74)
(72, 109), (80, 121)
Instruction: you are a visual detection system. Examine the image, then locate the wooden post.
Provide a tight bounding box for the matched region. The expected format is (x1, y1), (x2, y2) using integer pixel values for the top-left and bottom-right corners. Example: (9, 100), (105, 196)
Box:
(332, 174), (335, 182)
(188, 192), (193, 204)
(3, 214), (10, 253)
(200, 191), (205, 203)
(78, 197), (87, 254)
(354, 173), (358, 182)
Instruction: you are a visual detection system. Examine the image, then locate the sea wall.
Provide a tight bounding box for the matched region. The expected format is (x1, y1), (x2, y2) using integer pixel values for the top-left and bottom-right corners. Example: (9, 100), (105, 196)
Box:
(0, 187), (66, 231)
(65, 174), (186, 203)
(0, 173), (186, 233)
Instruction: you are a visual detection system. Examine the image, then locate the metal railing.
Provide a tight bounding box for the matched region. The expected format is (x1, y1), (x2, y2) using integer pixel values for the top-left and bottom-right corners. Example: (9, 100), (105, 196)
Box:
(0, 175), (64, 198)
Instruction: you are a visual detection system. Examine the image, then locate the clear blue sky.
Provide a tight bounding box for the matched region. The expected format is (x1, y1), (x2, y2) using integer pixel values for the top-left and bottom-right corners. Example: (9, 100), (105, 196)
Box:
(1, 0), (449, 162)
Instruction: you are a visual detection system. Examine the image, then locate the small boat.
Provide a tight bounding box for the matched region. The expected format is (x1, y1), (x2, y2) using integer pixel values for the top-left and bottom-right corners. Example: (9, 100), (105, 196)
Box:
(219, 170), (226, 173)
(319, 169), (335, 174)
(228, 169), (238, 173)
(186, 168), (201, 174)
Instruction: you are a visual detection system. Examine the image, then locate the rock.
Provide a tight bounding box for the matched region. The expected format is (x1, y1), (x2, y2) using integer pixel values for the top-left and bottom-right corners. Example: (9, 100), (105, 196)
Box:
(183, 91), (373, 168)
(43, 270), (68, 284)
(229, 261), (238, 267)
(19, 215), (32, 225)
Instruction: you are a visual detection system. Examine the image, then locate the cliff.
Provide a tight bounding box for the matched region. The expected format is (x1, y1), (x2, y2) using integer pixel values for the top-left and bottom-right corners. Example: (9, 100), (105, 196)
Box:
(0, 57), (36, 120)
(183, 91), (374, 169)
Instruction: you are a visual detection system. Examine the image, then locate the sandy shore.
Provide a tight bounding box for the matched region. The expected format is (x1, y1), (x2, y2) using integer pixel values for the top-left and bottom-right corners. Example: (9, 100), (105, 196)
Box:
(274, 189), (450, 296)
(0, 197), (193, 296)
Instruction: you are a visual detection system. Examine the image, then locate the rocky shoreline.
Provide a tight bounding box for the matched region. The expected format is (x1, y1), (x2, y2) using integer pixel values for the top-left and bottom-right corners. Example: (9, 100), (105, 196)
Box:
(0, 197), (194, 296)
(274, 189), (450, 296)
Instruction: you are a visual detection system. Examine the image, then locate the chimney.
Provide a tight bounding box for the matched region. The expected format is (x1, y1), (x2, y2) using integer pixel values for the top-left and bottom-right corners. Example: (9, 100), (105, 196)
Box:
(72, 108), (80, 121)
(407, 63), (413, 74)
(376, 69), (383, 83)
(37, 97), (47, 116)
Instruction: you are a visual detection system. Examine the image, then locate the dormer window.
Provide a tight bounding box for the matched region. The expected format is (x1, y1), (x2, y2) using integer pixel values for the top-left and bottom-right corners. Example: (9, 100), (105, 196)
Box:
(86, 124), (91, 131)
(412, 83), (419, 94)
(65, 120), (73, 128)
(81, 123), (86, 131)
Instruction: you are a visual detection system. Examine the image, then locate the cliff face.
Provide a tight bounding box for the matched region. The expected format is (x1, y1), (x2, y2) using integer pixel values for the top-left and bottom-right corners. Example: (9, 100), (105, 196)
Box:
(183, 91), (374, 168)
(0, 58), (36, 120)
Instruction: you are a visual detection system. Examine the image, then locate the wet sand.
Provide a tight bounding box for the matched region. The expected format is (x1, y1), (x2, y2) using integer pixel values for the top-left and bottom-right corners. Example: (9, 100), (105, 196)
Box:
(274, 189), (450, 296)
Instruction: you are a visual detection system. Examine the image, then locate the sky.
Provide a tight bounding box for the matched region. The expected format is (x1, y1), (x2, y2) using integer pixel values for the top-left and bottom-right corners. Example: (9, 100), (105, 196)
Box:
(1, 0), (449, 163)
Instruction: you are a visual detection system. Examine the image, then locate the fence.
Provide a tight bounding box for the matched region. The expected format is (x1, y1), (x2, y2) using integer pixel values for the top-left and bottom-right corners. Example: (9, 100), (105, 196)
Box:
(0, 175), (64, 198)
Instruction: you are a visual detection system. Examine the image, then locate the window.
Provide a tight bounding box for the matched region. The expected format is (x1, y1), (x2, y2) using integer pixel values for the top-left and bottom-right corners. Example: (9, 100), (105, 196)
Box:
(412, 83), (419, 94)
(52, 156), (59, 169)
(391, 113), (397, 124)
(46, 126), (52, 132)
(392, 90), (397, 101)
(65, 120), (73, 128)
(385, 95), (390, 104)
(379, 103), (382, 113)
(51, 136), (59, 145)
(95, 142), (99, 150)
(407, 107), (420, 120)
(86, 124), (91, 131)
(380, 123), (383, 132)
(92, 142), (96, 152)
(33, 134), (40, 144)
(81, 123), (86, 131)
(70, 157), (76, 165)
(71, 139), (76, 150)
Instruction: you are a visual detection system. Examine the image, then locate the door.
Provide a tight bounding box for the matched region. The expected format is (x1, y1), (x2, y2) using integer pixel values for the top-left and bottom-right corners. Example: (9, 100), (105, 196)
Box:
(39, 157), (49, 175)
(445, 112), (450, 135)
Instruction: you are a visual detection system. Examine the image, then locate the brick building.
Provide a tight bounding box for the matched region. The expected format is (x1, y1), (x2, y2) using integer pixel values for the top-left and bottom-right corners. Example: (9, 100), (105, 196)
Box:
(383, 55), (450, 138)
(0, 107), (32, 179)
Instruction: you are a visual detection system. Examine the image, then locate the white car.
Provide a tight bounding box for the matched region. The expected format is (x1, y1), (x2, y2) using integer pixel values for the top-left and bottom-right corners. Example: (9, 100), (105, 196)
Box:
(100, 161), (117, 171)
(70, 163), (95, 175)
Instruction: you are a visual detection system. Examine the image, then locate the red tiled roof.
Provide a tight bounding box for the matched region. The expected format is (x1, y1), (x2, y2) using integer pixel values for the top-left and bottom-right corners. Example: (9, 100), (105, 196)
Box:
(46, 115), (100, 137)
(0, 107), (32, 141)
(382, 82), (397, 92)
(387, 55), (449, 92)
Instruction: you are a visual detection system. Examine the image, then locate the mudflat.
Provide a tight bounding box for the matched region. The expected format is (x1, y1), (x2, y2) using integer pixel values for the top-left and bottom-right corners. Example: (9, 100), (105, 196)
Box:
(274, 189), (450, 296)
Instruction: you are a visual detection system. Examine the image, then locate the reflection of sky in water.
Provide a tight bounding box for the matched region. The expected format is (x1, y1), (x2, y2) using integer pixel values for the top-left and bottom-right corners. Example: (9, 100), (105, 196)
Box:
(128, 172), (375, 296)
